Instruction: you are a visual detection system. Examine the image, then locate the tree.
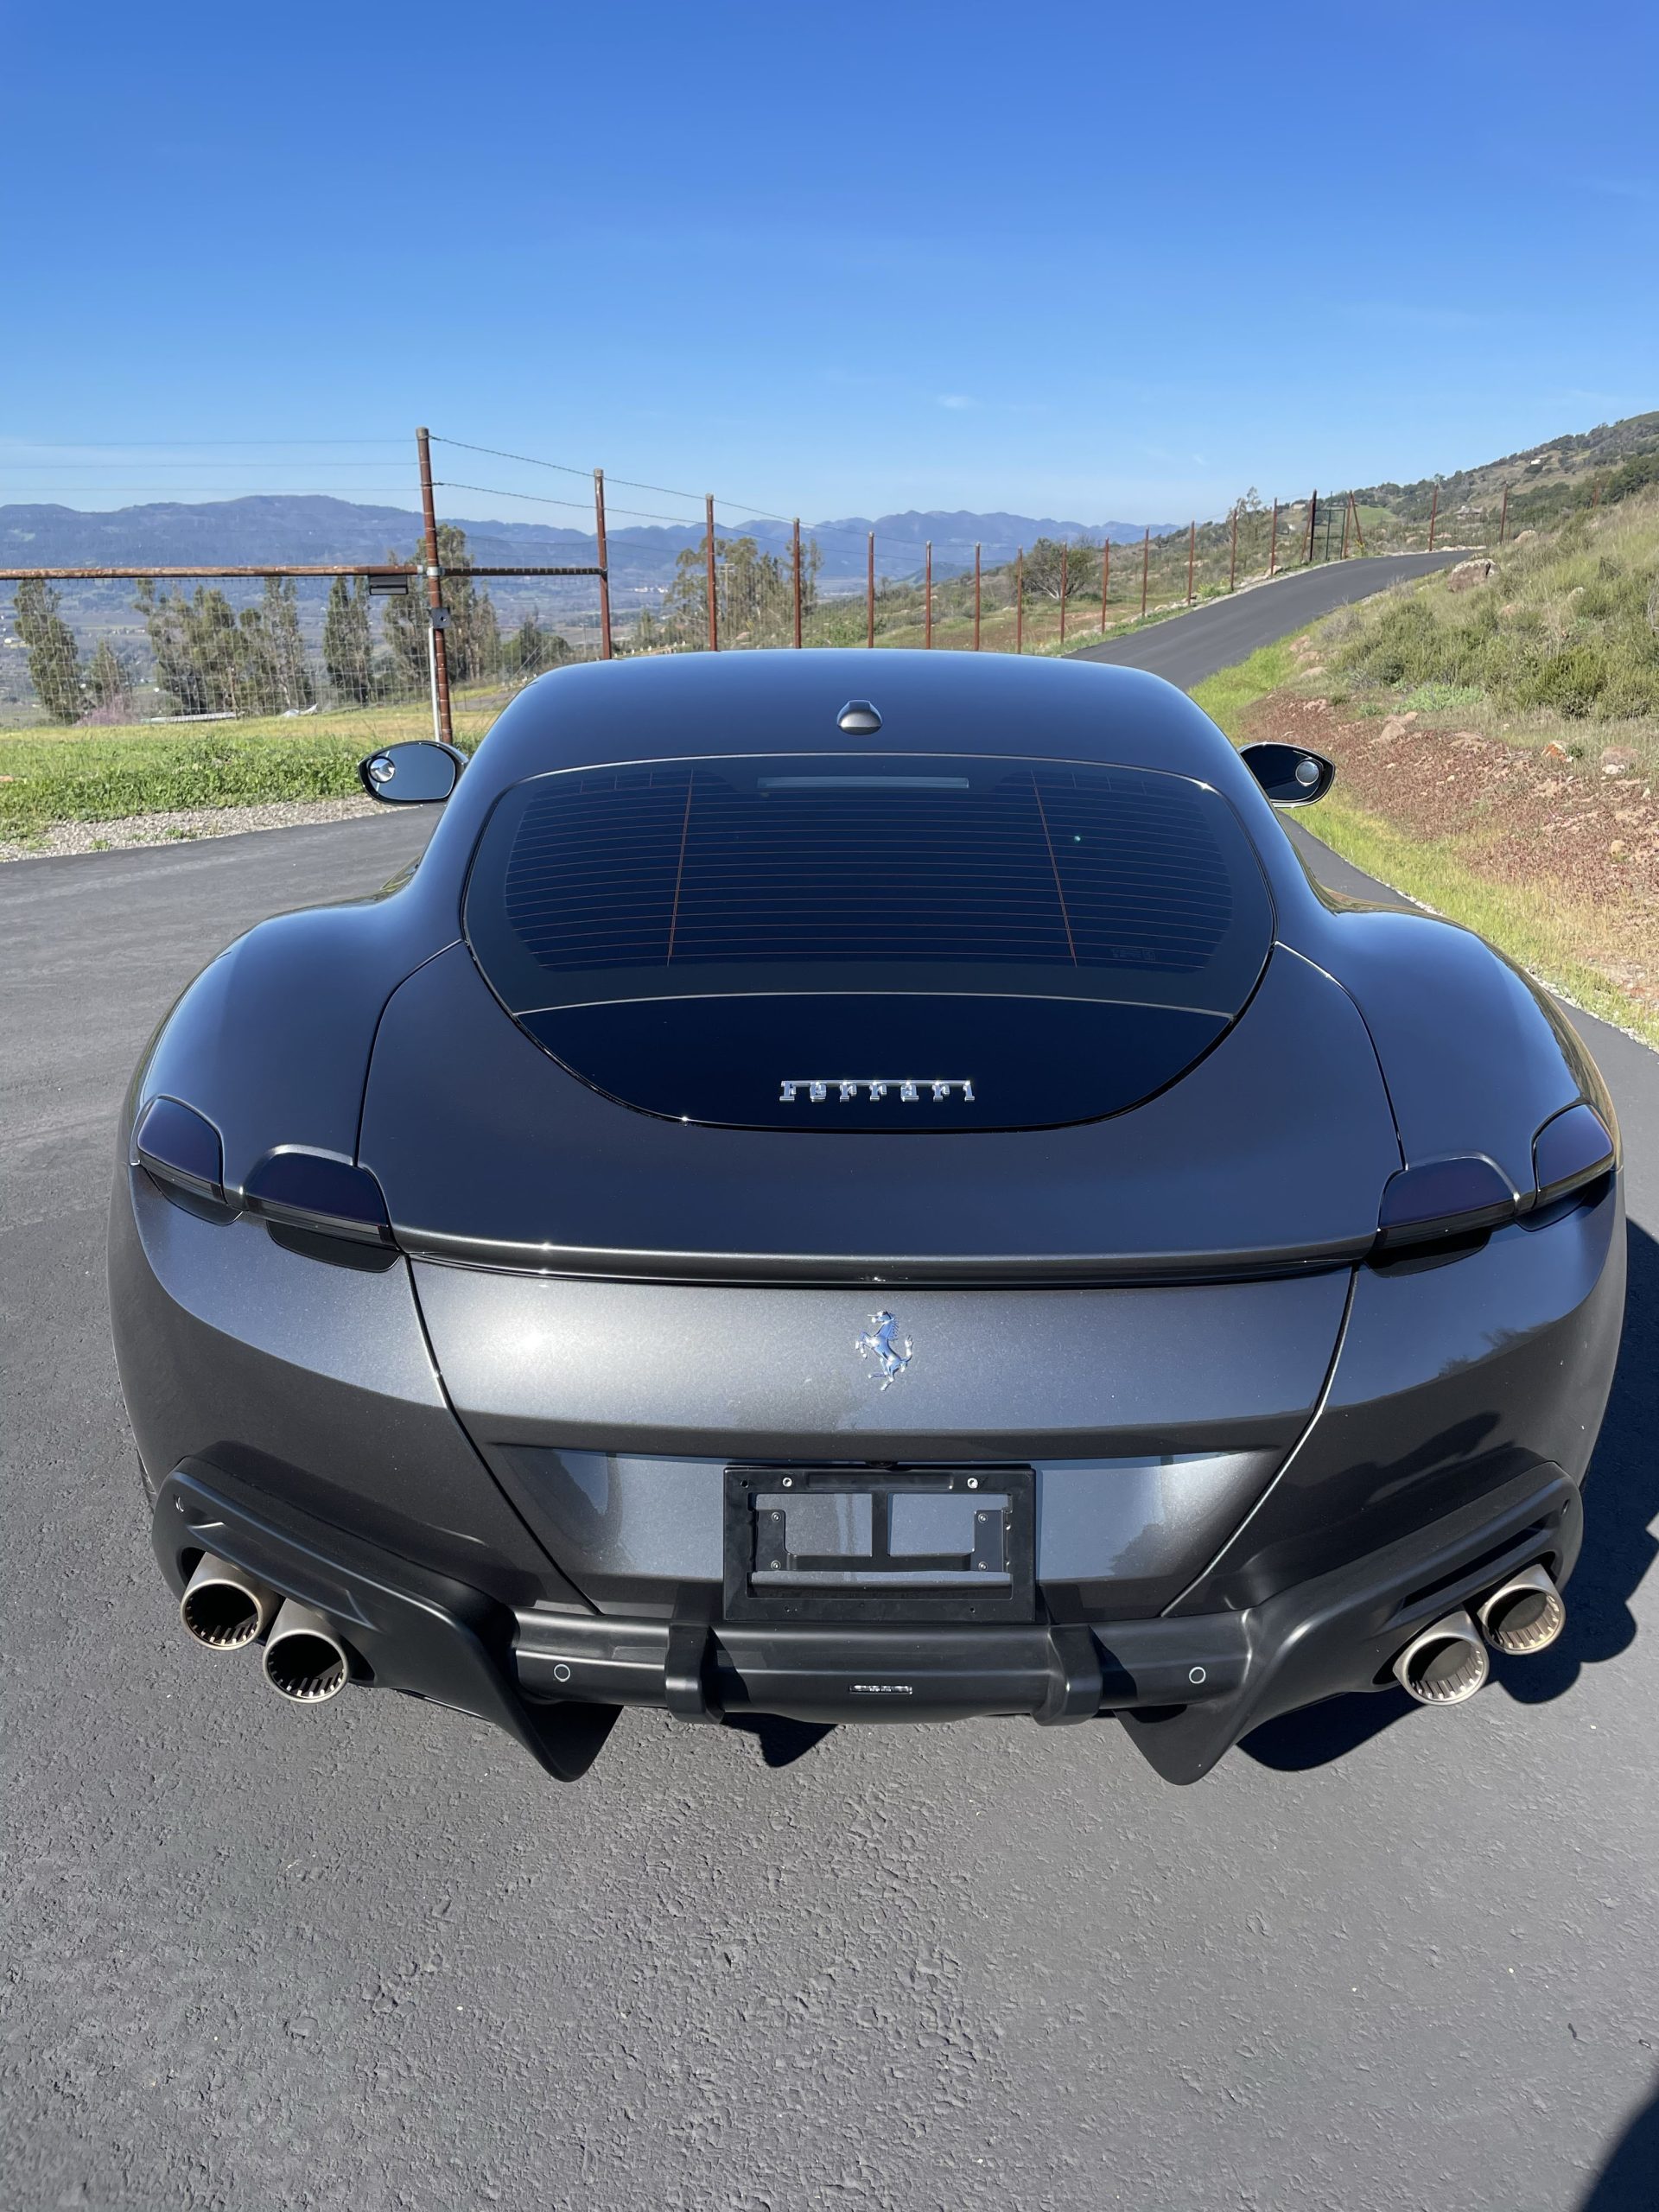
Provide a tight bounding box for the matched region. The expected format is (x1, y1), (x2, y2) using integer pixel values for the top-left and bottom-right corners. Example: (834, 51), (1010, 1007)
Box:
(85, 639), (132, 713)
(322, 575), (374, 705)
(257, 576), (315, 711)
(380, 524), (503, 693)
(1024, 537), (1100, 603)
(14, 578), (83, 722)
(508, 607), (574, 682)
(658, 533), (793, 648)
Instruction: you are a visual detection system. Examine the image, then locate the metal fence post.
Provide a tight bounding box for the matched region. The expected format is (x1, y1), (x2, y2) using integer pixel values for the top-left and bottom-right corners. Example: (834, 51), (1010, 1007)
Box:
(974, 543), (982, 650)
(593, 468), (613, 659)
(1186, 520), (1196, 603)
(867, 532), (875, 647)
(416, 427), (453, 746)
(704, 494), (718, 650)
(1059, 543), (1068, 645)
(1427, 484), (1439, 552)
(1100, 537), (1110, 632)
(1305, 490), (1318, 565)
(1498, 484), (1510, 544)
(1351, 494), (1366, 556)
(1141, 527), (1150, 619)
(1268, 499), (1279, 576)
(1340, 493), (1351, 561)
(925, 542), (933, 647)
(1015, 548), (1024, 652)
(791, 518), (803, 647)
(1229, 506), (1238, 591)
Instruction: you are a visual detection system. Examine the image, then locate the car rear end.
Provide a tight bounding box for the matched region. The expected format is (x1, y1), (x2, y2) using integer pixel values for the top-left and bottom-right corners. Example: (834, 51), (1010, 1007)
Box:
(115, 656), (1624, 1782)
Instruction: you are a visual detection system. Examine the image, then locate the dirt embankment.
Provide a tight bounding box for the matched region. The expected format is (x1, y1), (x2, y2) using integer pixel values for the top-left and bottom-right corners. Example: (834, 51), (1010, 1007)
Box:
(1240, 675), (1659, 1015)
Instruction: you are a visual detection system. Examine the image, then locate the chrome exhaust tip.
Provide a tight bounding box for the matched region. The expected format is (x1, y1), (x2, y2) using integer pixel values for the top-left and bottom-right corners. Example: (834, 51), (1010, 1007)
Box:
(1477, 1564), (1567, 1656)
(181, 1554), (278, 1651)
(1392, 1609), (1490, 1707)
(262, 1600), (351, 1704)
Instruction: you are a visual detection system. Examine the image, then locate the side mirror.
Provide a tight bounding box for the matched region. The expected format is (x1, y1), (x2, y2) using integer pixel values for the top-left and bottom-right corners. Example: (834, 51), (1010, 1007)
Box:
(1240, 741), (1335, 806)
(358, 741), (466, 804)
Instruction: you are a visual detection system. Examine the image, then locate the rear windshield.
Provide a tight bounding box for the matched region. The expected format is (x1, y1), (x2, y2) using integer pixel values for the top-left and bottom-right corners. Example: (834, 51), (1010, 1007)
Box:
(463, 753), (1272, 1014)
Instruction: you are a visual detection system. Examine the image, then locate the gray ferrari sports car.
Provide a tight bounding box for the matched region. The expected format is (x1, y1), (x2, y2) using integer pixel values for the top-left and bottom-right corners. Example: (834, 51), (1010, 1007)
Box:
(111, 649), (1624, 1783)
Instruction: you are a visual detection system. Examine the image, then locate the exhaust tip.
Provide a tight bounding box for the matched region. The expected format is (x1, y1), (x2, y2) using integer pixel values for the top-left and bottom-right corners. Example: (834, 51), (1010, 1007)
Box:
(180, 1554), (277, 1651)
(1393, 1609), (1490, 1707)
(263, 1600), (350, 1704)
(1478, 1564), (1566, 1656)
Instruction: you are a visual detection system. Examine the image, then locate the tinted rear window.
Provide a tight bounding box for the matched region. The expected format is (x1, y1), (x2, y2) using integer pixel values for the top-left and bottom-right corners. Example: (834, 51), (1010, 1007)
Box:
(465, 753), (1271, 1014)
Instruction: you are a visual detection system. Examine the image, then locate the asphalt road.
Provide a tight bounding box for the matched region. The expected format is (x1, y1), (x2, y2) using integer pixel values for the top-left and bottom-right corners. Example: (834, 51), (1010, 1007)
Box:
(4, 573), (1656, 2211)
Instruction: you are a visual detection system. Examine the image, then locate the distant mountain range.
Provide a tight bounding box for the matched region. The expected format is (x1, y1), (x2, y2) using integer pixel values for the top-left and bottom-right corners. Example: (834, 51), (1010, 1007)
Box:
(0, 494), (1180, 591)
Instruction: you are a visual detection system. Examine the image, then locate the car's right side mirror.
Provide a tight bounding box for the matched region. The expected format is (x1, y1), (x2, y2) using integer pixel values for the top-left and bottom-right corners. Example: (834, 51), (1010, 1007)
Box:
(358, 740), (466, 804)
(1240, 741), (1335, 805)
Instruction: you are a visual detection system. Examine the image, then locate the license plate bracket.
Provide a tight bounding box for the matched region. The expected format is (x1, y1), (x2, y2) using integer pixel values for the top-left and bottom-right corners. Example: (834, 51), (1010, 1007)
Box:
(722, 1465), (1035, 1623)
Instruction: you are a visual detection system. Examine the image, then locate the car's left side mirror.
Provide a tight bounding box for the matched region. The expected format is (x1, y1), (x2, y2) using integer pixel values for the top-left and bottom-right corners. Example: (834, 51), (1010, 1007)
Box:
(358, 741), (466, 804)
(1240, 741), (1335, 806)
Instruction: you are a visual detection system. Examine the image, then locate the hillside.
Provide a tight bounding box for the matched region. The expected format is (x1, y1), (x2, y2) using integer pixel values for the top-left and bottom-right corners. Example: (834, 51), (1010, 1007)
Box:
(1217, 487), (1659, 1041)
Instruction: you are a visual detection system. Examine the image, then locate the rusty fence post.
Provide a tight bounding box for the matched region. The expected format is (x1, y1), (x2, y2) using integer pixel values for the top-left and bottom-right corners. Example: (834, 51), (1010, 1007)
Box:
(1186, 519), (1196, 603)
(704, 495), (719, 650)
(593, 468), (613, 659)
(1427, 483), (1439, 552)
(1498, 484), (1510, 544)
(1140, 526), (1149, 619)
(1100, 537), (1110, 632)
(1015, 548), (1025, 652)
(1592, 476), (1602, 509)
(791, 518), (802, 647)
(1059, 543), (1068, 646)
(1229, 506), (1238, 591)
(925, 541), (933, 647)
(867, 532), (875, 646)
(1351, 493), (1366, 555)
(974, 543), (982, 650)
(415, 427), (454, 746)
(1339, 493), (1351, 561)
(1268, 499), (1279, 576)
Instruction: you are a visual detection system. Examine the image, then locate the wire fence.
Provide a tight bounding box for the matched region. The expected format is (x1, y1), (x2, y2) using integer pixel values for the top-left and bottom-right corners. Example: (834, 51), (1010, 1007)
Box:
(0, 428), (1542, 737)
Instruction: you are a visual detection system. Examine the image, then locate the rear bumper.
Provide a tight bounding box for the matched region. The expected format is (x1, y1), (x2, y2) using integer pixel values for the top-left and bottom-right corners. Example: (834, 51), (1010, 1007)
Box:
(153, 1456), (1580, 1786)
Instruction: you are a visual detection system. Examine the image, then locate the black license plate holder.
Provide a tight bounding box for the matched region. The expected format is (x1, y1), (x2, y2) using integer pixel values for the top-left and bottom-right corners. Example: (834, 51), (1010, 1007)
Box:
(722, 1465), (1035, 1624)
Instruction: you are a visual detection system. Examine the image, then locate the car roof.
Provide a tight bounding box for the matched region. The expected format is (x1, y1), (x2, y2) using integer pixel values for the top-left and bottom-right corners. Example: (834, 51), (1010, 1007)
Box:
(470, 648), (1240, 789)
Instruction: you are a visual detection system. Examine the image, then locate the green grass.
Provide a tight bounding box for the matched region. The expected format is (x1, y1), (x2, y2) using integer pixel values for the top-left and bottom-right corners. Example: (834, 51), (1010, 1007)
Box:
(0, 702), (493, 842)
(1189, 637), (1299, 734)
(1330, 494), (1659, 721)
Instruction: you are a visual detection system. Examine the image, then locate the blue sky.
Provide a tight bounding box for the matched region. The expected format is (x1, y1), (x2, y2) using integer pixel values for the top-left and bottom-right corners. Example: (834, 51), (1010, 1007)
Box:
(4, 0), (1655, 531)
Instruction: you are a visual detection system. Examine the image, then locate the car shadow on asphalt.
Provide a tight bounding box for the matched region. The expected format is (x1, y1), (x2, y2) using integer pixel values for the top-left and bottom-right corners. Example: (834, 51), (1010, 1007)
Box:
(722, 1714), (838, 1767)
(1240, 1219), (1658, 1774)
(1580, 2076), (1659, 2211)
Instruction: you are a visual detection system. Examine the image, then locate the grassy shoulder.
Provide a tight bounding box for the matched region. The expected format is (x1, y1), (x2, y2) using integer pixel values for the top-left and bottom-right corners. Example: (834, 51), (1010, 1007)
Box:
(0, 702), (493, 843)
(1193, 620), (1659, 1047)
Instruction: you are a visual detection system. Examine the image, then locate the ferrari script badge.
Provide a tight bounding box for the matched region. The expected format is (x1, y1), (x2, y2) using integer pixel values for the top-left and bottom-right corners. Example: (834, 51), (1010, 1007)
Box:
(780, 1077), (975, 1104)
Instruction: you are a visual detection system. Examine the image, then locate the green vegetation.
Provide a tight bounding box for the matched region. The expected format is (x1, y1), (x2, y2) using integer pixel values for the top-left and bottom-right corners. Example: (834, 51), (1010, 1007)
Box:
(1328, 496), (1659, 726)
(1189, 639), (1299, 734)
(1287, 789), (1657, 1046)
(0, 702), (492, 844)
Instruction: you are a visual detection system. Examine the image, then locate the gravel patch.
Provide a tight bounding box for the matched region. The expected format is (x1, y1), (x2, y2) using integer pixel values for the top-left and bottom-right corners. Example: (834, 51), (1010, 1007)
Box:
(0, 793), (385, 863)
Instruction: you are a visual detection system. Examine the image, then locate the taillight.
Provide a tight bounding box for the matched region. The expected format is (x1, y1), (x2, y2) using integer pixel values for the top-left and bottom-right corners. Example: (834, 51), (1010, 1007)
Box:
(133, 1102), (392, 1252)
(1532, 1103), (1614, 1205)
(133, 1096), (226, 1205)
(241, 1151), (392, 1246)
(1376, 1155), (1517, 1250)
(1376, 1102), (1616, 1254)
